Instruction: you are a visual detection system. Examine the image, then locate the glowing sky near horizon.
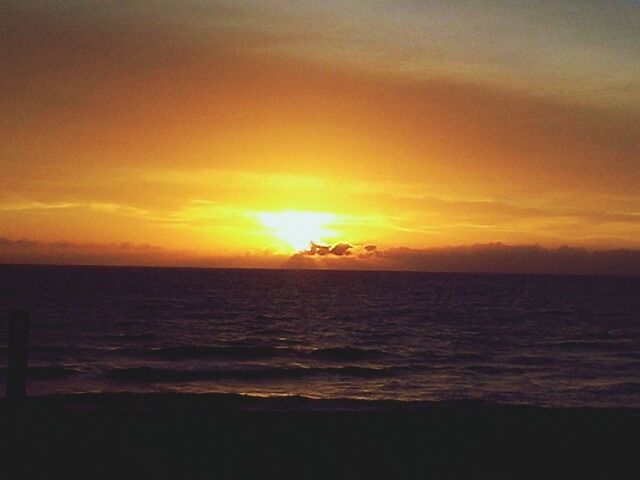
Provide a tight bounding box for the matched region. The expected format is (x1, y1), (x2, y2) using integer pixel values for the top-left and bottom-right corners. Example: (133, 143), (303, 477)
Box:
(1, 1), (639, 267)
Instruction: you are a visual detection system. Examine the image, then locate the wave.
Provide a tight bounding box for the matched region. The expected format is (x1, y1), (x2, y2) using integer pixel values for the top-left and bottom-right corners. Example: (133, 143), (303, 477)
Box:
(0, 344), (68, 353)
(545, 340), (636, 351)
(141, 345), (289, 360)
(580, 382), (640, 395)
(450, 352), (487, 362)
(0, 365), (81, 379)
(113, 320), (142, 326)
(131, 345), (390, 362)
(508, 355), (556, 366)
(105, 365), (394, 382)
(463, 365), (529, 375)
(17, 392), (540, 413)
(308, 347), (388, 361)
(105, 333), (156, 341)
(31, 345), (79, 353)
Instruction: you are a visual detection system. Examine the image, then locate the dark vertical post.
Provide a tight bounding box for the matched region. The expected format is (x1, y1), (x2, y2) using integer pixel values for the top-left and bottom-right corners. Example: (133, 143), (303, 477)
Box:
(8, 309), (30, 406)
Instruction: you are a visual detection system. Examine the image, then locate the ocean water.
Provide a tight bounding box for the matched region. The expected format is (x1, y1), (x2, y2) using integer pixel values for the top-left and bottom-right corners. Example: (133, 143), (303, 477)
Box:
(0, 265), (639, 408)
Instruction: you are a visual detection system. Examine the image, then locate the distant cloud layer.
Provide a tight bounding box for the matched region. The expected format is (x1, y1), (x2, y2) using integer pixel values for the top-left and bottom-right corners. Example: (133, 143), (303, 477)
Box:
(3, 236), (640, 275)
(0, 237), (170, 267)
(288, 243), (640, 275)
(367, 244), (640, 276)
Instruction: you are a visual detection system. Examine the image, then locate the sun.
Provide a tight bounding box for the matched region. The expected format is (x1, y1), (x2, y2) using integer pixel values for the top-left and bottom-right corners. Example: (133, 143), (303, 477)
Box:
(257, 211), (338, 251)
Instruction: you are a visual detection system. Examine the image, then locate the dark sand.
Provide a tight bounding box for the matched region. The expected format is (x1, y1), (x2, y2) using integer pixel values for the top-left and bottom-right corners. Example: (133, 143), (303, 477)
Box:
(2, 394), (638, 479)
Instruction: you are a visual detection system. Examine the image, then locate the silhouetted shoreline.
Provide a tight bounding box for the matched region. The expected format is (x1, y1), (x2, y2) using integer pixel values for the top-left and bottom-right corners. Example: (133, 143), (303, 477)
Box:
(2, 393), (638, 478)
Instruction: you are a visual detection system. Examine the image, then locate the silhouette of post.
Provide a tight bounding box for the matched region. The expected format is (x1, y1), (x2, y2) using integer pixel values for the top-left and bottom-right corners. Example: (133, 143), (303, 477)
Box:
(8, 309), (30, 406)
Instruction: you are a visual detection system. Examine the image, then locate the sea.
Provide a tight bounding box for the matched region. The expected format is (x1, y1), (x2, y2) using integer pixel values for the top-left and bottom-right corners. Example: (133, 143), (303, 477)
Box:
(1, 264), (639, 408)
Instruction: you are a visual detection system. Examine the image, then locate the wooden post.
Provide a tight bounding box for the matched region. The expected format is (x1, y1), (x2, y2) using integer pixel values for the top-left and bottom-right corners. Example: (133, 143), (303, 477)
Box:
(8, 309), (30, 406)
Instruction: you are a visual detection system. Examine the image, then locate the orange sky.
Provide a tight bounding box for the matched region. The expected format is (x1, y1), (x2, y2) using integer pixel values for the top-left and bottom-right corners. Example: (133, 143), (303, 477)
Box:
(1, 2), (639, 271)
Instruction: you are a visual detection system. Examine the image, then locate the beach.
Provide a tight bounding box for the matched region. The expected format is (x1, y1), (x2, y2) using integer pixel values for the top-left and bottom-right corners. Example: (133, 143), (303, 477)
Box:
(2, 266), (640, 478)
(2, 393), (639, 479)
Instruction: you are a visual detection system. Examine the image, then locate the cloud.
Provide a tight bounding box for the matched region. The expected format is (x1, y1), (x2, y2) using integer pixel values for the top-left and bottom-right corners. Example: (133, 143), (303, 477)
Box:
(363, 243), (640, 276)
(3, 236), (640, 275)
(330, 243), (353, 256)
(284, 242), (640, 275)
(0, 237), (38, 248)
(297, 242), (354, 257)
(0, 237), (169, 266)
(0, 236), (164, 253)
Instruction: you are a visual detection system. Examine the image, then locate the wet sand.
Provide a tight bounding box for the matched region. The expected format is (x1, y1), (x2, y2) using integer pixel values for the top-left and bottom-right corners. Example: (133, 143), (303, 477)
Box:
(2, 394), (638, 479)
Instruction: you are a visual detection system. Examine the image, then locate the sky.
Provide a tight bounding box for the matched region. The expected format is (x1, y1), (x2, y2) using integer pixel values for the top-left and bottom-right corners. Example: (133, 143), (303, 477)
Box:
(1, 1), (639, 273)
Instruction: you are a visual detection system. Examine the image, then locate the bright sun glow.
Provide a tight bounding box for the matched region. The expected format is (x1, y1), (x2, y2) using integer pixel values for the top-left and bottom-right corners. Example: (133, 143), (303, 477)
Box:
(257, 211), (338, 251)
